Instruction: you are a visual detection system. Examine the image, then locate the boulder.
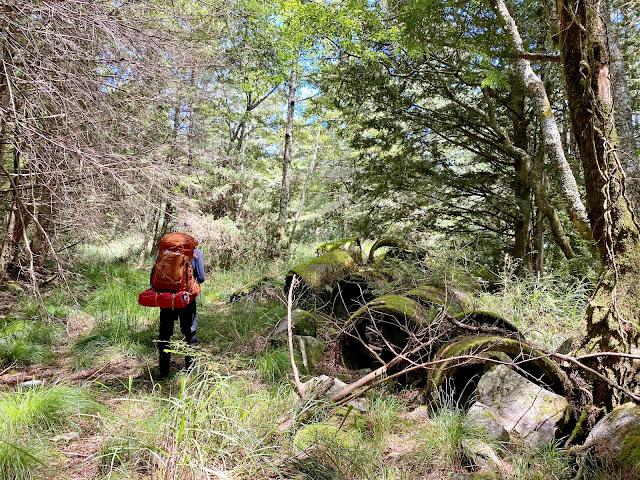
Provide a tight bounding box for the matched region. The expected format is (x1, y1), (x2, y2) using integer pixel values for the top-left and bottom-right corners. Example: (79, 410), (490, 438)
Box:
(299, 375), (368, 411)
(270, 310), (318, 340)
(463, 402), (510, 443)
(475, 364), (570, 447)
(294, 335), (324, 370)
(462, 439), (506, 470)
(584, 402), (640, 469)
(19, 379), (44, 389)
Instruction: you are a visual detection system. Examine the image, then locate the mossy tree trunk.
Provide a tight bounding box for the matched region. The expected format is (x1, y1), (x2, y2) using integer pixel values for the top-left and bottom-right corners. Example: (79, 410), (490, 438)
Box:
(558, 0), (640, 406)
(276, 57), (298, 252)
(509, 74), (533, 274)
(603, 0), (639, 212)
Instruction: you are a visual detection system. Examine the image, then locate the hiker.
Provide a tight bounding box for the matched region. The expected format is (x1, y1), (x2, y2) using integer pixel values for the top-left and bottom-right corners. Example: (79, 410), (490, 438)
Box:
(156, 241), (205, 380)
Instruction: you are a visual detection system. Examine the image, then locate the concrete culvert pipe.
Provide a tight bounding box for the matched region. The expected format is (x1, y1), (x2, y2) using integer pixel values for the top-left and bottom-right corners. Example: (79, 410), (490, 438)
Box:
(340, 294), (428, 370)
(285, 250), (359, 306)
(329, 273), (376, 319)
(425, 335), (570, 407)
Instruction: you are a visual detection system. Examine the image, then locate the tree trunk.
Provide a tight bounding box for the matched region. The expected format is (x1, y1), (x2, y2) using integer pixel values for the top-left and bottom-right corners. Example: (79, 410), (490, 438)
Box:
(530, 151), (575, 259)
(533, 207), (545, 275)
(559, 0), (640, 406)
(509, 75), (533, 273)
(603, 0), (639, 211)
(491, 0), (592, 241)
(187, 69), (196, 171)
(30, 186), (54, 271)
(288, 126), (320, 247)
(0, 39), (13, 277)
(276, 59), (298, 250)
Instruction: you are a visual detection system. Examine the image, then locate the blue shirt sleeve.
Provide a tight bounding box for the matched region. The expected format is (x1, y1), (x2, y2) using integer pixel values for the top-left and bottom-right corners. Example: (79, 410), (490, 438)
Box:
(192, 248), (205, 284)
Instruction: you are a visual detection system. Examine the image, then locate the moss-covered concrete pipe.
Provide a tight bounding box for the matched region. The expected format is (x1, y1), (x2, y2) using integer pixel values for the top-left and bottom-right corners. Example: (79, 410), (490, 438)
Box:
(229, 276), (284, 303)
(425, 335), (570, 403)
(367, 237), (417, 263)
(403, 285), (474, 314)
(340, 294), (428, 370)
(329, 273), (377, 319)
(451, 310), (521, 334)
(285, 249), (359, 300)
(315, 237), (363, 263)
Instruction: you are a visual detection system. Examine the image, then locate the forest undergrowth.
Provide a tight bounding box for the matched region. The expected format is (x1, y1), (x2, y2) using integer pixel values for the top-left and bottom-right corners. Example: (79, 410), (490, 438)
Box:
(0, 239), (620, 480)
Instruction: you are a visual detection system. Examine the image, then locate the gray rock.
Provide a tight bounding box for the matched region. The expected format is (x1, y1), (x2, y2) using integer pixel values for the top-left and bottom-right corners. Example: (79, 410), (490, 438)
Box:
(584, 402), (640, 467)
(19, 380), (44, 388)
(294, 335), (324, 370)
(475, 364), (570, 447)
(300, 375), (334, 398)
(464, 402), (510, 443)
(326, 377), (348, 397)
(298, 376), (368, 411)
(409, 405), (431, 420)
(271, 310), (318, 340)
(51, 432), (79, 443)
(462, 439), (505, 470)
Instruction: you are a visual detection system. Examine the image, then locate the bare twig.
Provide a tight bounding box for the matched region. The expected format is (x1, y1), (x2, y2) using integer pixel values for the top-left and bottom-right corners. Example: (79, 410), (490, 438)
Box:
(287, 275), (304, 398)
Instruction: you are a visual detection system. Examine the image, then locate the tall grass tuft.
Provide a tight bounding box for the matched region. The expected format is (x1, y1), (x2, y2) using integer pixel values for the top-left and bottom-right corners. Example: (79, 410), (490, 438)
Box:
(0, 383), (102, 480)
(367, 394), (405, 444)
(0, 318), (60, 366)
(477, 271), (592, 350)
(204, 302), (286, 352)
(72, 312), (157, 368)
(71, 262), (158, 368)
(99, 369), (292, 479)
(510, 440), (571, 480)
(251, 346), (303, 383)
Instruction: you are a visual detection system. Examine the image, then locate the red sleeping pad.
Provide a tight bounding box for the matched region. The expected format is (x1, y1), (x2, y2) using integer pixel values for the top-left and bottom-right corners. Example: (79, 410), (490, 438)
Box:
(138, 289), (195, 309)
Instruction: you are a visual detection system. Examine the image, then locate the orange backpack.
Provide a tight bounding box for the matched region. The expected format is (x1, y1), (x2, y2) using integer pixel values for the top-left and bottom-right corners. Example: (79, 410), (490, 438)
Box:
(150, 233), (201, 296)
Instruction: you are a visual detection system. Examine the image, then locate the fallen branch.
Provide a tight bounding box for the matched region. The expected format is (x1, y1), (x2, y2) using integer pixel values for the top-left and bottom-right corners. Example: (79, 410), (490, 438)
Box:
(287, 274), (304, 398)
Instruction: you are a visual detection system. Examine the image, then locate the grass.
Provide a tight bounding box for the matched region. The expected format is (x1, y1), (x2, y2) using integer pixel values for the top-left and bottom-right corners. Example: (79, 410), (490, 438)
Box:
(476, 271), (591, 350)
(510, 440), (571, 480)
(367, 394), (405, 443)
(252, 345), (303, 383)
(0, 383), (102, 480)
(69, 263), (159, 368)
(71, 312), (157, 369)
(0, 241), (601, 480)
(0, 317), (60, 366)
(203, 301), (286, 352)
(99, 368), (292, 479)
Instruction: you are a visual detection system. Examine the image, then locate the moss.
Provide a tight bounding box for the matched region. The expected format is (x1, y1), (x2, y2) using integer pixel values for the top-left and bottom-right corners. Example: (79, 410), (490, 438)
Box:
(315, 237), (362, 263)
(533, 395), (570, 421)
(330, 406), (368, 432)
(611, 403), (640, 465)
(620, 431), (640, 464)
(427, 336), (568, 397)
(292, 310), (318, 337)
(346, 294), (425, 329)
(229, 276), (283, 302)
(567, 406), (589, 444)
(403, 285), (462, 312)
(293, 423), (363, 451)
(287, 250), (358, 294)
(470, 472), (501, 480)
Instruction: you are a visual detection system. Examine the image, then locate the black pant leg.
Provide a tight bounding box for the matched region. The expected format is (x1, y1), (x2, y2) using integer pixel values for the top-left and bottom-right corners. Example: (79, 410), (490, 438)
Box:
(179, 299), (197, 369)
(158, 308), (176, 375)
